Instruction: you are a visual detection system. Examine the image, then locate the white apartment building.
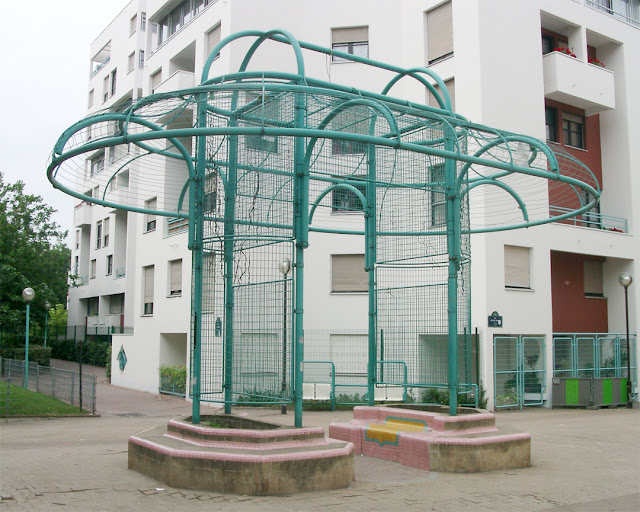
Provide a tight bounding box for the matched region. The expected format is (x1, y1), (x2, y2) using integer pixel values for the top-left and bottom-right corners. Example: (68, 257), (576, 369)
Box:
(68, 0), (639, 409)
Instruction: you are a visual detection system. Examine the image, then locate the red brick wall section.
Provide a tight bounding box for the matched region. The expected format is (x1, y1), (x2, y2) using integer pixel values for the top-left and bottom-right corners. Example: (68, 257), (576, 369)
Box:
(550, 251), (608, 332)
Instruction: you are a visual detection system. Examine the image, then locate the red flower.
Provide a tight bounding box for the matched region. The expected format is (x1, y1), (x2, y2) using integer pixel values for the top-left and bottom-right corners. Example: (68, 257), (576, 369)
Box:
(589, 58), (605, 68)
(553, 47), (577, 58)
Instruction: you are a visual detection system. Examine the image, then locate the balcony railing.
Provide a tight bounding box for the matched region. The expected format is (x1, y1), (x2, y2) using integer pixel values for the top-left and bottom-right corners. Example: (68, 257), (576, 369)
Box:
(585, 0), (640, 27)
(167, 216), (189, 235)
(91, 56), (111, 77)
(550, 206), (628, 233)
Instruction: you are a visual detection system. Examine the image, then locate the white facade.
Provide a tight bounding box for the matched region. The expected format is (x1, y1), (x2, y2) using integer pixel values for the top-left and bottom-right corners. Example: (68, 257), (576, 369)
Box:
(68, 0), (638, 407)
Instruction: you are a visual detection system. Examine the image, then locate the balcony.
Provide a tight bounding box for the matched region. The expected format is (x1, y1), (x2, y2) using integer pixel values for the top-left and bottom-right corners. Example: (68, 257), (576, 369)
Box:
(153, 70), (195, 94)
(74, 201), (93, 227)
(543, 51), (615, 115)
(550, 206), (628, 232)
(115, 267), (126, 279)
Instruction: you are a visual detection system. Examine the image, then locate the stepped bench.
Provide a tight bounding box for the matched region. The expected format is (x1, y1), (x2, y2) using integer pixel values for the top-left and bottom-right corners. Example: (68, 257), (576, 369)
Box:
(329, 405), (531, 472)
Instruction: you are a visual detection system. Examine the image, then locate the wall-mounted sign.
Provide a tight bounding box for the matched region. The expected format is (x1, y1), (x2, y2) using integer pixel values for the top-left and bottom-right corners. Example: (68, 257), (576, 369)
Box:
(117, 345), (128, 370)
(215, 317), (222, 337)
(488, 311), (503, 328)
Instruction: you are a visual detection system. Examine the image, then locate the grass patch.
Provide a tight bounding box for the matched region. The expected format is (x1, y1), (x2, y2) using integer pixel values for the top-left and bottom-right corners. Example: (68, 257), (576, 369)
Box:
(0, 381), (91, 417)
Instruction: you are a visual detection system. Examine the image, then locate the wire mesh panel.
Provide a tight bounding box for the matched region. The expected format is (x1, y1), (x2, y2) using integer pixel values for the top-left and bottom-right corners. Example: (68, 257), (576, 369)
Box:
(494, 337), (520, 408)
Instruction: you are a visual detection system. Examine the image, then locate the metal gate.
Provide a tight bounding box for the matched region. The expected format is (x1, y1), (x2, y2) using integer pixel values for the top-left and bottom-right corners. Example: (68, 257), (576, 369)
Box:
(494, 335), (545, 409)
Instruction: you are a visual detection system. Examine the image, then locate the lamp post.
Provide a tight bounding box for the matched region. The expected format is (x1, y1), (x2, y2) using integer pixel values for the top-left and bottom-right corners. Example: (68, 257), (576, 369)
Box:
(278, 257), (291, 415)
(44, 301), (51, 347)
(22, 288), (35, 390)
(618, 272), (633, 408)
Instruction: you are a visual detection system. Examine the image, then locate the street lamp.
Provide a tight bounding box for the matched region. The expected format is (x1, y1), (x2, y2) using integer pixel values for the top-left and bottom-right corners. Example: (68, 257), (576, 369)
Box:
(278, 257), (291, 415)
(618, 272), (633, 408)
(22, 287), (35, 390)
(44, 301), (51, 347)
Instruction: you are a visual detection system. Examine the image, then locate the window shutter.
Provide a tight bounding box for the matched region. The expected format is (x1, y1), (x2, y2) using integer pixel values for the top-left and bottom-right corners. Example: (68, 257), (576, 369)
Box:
(144, 266), (155, 303)
(207, 24), (222, 56)
(427, 2), (453, 63)
(170, 260), (182, 293)
(104, 217), (110, 237)
(151, 71), (162, 91)
(332, 254), (368, 292)
(505, 246), (530, 288)
(332, 26), (368, 44)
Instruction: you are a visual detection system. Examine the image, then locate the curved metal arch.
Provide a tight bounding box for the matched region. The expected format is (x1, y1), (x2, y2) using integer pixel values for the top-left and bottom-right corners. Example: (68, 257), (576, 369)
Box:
(48, 113), (195, 218)
(308, 183), (368, 225)
(201, 29), (306, 85)
(381, 67), (452, 113)
(456, 135), (561, 191)
(461, 179), (529, 223)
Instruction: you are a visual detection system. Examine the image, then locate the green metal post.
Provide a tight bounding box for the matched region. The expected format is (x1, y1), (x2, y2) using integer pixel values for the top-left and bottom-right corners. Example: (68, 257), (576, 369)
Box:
(24, 303), (30, 390)
(293, 90), (308, 428)
(445, 131), (460, 415)
(44, 310), (48, 347)
(190, 93), (208, 424)
(366, 132), (378, 407)
(224, 113), (239, 414)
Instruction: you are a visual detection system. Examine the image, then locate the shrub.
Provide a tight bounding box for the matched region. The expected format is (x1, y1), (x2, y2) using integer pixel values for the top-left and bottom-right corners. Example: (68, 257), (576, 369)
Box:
(159, 365), (187, 394)
(0, 345), (51, 367)
(105, 345), (112, 383)
(48, 338), (110, 367)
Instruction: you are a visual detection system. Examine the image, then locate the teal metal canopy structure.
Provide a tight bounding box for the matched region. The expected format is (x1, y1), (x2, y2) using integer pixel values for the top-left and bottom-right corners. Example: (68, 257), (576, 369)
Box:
(48, 29), (599, 426)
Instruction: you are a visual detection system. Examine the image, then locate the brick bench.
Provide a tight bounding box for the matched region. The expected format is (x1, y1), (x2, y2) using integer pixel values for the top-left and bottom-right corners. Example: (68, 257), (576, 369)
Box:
(329, 406), (531, 472)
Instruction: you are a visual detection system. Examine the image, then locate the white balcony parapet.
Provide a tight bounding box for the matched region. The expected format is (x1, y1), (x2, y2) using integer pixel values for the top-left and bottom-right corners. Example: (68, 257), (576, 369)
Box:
(74, 201), (93, 227)
(153, 70), (195, 94)
(543, 51), (615, 115)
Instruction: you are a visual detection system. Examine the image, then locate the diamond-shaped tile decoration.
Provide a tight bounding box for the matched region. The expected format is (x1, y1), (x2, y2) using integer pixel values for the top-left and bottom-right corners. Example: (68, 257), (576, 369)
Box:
(118, 345), (128, 370)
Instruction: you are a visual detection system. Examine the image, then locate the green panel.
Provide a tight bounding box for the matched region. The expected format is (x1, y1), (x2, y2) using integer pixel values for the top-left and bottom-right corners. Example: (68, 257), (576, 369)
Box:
(621, 378), (628, 402)
(601, 379), (612, 404)
(565, 379), (580, 405)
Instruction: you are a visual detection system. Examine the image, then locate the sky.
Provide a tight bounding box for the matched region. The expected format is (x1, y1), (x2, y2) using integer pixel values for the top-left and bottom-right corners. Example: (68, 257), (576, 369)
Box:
(0, 0), (130, 245)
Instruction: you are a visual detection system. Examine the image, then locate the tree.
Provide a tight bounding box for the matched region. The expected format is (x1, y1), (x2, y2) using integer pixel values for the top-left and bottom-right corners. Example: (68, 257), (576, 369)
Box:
(0, 172), (70, 328)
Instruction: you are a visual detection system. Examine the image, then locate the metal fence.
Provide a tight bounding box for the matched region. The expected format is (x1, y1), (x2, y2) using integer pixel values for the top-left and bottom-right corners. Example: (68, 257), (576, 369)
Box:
(0, 358), (96, 414)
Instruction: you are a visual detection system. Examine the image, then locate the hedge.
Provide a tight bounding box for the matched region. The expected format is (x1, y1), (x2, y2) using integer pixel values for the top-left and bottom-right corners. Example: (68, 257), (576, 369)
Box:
(0, 346), (51, 367)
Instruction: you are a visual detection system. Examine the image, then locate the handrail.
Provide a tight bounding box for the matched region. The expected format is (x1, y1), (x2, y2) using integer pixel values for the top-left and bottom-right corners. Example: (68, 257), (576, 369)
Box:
(549, 206), (628, 233)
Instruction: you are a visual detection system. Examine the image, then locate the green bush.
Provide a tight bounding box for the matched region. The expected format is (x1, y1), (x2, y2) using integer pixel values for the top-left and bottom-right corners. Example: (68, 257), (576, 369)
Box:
(48, 338), (110, 367)
(105, 345), (112, 383)
(0, 345), (51, 366)
(159, 365), (187, 394)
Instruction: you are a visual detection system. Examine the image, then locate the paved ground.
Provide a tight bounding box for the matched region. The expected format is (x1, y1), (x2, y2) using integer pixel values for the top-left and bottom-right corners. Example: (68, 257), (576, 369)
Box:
(1, 360), (638, 511)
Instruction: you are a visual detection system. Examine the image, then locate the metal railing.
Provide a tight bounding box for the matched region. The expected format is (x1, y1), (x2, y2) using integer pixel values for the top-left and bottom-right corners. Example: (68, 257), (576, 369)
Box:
(585, 0), (640, 26)
(0, 358), (96, 414)
(550, 206), (628, 233)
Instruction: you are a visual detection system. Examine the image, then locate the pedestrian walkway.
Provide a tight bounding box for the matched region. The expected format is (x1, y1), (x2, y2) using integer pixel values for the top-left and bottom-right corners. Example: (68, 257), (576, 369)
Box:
(1, 361), (638, 511)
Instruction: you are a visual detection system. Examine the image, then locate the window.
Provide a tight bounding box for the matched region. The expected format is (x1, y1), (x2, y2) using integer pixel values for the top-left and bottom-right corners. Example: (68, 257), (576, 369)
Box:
(542, 34), (554, 55)
(204, 172), (219, 213)
(206, 24), (222, 58)
(426, 2), (453, 65)
(427, 78), (455, 110)
(331, 254), (368, 292)
(563, 112), (584, 149)
(87, 297), (99, 316)
(151, 70), (162, 93)
(168, 217), (189, 234)
(109, 293), (124, 314)
(140, 12), (146, 31)
(128, 52), (135, 73)
(138, 50), (145, 69)
(331, 109), (368, 155)
(584, 260), (604, 297)
(88, 89), (94, 108)
(331, 26), (369, 62)
(130, 14), (138, 36)
(96, 221), (103, 249)
(505, 245), (531, 289)
(106, 254), (113, 275)
(545, 106), (558, 142)
(246, 134), (278, 152)
(540, 29), (568, 56)
(144, 198), (157, 232)
(110, 69), (117, 97)
(108, 146), (116, 165)
(73, 256), (79, 274)
(75, 230), (80, 250)
(103, 217), (110, 247)
(582, 190), (601, 227)
(169, 259), (182, 296)
(93, 185), (100, 199)
(430, 164), (446, 227)
(90, 259), (97, 279)
(143, 265), (154, 315)
(332, 180), (366, 213)
(158, 0), (214, 46)
(103, 76), (109, 103)
(116, 169), (129, 189)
